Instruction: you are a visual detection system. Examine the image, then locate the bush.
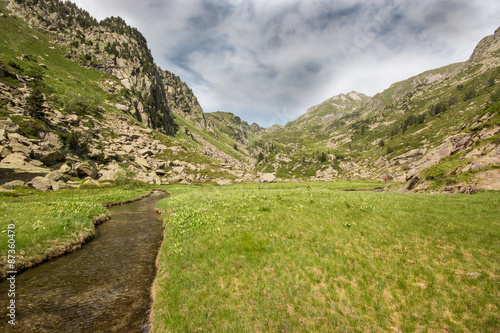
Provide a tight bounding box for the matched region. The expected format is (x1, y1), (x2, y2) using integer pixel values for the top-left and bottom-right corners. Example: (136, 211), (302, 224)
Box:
(429, 102), (447, 116)
(60, 131), (89, 156)
(26, 84), (45, 119)
(464, 89), (477, 101)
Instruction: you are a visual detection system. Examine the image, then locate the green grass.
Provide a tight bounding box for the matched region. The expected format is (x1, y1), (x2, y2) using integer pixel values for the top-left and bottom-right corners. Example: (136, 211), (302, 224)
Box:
(152, 182), (500, 332)
(0, 186), (151, 275)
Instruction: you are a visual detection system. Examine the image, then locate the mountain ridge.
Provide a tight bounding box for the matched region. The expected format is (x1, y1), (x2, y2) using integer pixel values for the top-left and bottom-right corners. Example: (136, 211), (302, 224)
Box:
(0, 0), (498, 192)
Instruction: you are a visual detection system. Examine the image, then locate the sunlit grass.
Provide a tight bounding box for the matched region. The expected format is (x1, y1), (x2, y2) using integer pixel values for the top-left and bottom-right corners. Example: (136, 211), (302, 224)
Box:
(152, 182), (500, 332)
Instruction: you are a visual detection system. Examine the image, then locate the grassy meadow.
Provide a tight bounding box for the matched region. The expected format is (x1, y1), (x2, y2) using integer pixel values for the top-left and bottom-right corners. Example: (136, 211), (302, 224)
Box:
(0, 186), (151, 276)
(152, 182), (500, 332)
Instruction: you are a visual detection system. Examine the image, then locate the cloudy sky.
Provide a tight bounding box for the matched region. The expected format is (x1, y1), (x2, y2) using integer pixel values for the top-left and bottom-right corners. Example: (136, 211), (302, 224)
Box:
(71, 0), (500, 127)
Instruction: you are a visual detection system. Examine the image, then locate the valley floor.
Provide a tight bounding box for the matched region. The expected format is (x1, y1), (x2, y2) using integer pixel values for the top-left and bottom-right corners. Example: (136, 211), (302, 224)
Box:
(1, 181), (499, 331)
(151, 182), (499, 332)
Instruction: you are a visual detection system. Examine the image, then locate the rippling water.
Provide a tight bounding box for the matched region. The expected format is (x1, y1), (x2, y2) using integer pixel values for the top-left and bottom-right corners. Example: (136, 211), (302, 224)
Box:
(0, 192), (166, 332)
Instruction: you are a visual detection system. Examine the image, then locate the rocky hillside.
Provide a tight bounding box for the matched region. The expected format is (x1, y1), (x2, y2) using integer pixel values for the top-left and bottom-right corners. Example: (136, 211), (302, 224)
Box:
(0, 0), (498, 192)
(289, 91), (371, 129)
(255, 27), (500, 191)
(0, 0), (261, 191)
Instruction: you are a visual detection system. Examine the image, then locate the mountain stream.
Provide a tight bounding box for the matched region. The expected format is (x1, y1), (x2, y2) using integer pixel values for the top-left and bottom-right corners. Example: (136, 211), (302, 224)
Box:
(0, 191), (167, 332)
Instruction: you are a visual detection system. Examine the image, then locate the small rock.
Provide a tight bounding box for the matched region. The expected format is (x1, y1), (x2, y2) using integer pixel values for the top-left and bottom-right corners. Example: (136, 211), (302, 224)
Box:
(217, 179), (233, 186)
(46, 171), (68, 182)
(76, 161), (98, 179)
(0, 119), (19, 133)
(0, 145), (11, 159)
(1, 180), (26, 190)
(172, 166), (184, 174)
(83, 179), (100, 187)
(30, 159), (45, 167)
(58, 163), (72, 174)
(260, 173), (277, 183)
(135, 156), (151, 170)
(465, 272), (480, 279)
(123, 145), (134, 154)
(138, 148), (154, 156)
(155, 169), (166, 176)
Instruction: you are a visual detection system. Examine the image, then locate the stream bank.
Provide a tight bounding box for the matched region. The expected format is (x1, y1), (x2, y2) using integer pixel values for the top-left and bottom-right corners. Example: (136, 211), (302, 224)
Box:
(0, 191), (167, 332)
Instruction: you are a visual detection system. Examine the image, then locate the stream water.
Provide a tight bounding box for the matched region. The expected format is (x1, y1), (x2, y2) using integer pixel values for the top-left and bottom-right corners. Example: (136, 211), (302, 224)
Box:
(0, 192), (166, 332)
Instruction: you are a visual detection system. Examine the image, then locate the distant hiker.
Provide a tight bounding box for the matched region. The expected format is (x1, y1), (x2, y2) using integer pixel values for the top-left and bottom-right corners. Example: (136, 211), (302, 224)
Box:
(384, 176), (388, 182)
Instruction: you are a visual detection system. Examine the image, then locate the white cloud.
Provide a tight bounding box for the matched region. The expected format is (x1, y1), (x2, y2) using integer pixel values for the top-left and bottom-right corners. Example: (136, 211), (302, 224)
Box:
(71, 0), (500, 127)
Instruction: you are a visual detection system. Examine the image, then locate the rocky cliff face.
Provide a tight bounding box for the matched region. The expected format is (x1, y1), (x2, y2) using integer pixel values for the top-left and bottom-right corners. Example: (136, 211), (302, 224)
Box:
(6, 0), (206, 135)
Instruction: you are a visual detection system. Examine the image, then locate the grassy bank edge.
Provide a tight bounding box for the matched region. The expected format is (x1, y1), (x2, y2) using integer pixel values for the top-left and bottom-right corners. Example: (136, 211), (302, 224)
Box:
(0, 187), (164, 281)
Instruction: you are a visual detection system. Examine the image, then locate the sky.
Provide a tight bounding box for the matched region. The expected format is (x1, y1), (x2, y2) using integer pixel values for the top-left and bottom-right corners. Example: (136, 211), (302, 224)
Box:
(70, 0), (500, 127)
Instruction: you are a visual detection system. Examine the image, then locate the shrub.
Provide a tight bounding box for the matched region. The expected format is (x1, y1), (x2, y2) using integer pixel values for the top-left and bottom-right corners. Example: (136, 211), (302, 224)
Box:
(60, 131), (89, 156)
(464, 89), (477, 101)
(26, 84), (45, 119)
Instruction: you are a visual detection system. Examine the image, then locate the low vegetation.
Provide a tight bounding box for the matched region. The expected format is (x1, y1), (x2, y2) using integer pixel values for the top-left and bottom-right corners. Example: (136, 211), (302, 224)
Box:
(152, 182), (500, 332)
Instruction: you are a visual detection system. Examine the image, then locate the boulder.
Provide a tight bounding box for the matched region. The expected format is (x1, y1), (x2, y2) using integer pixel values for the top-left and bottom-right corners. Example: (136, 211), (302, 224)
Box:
(399, 175), (420, 192)
(58, 163), (72, 174)
(260, 173), (277, 183)
(0, 145), (12, 159)
(0, 153), (50, 184)
(155, 169), (166, 176)
(41, 132), (63, 149)
(0, 119), (19, 133)
(76, 161), (98, 179)
(133, 172), (161, 185)
(172, 166), (185, 174)
(135, 156), (151, 170)
(31, 149), (65, 166)
(2, 152), (29, 164)
(46, 171), (69, 182)
(138, 148), (154, 156)
(99, 166), (123, 182)
(123, 145), (134, 154)
(1, 180), (26, 190)
(30, 159), (45, 167)
(8, 139), (32, 156)
(31, 176), (59, 191)
(475, 170), (500, 191)
(169, 174), (185, 183)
